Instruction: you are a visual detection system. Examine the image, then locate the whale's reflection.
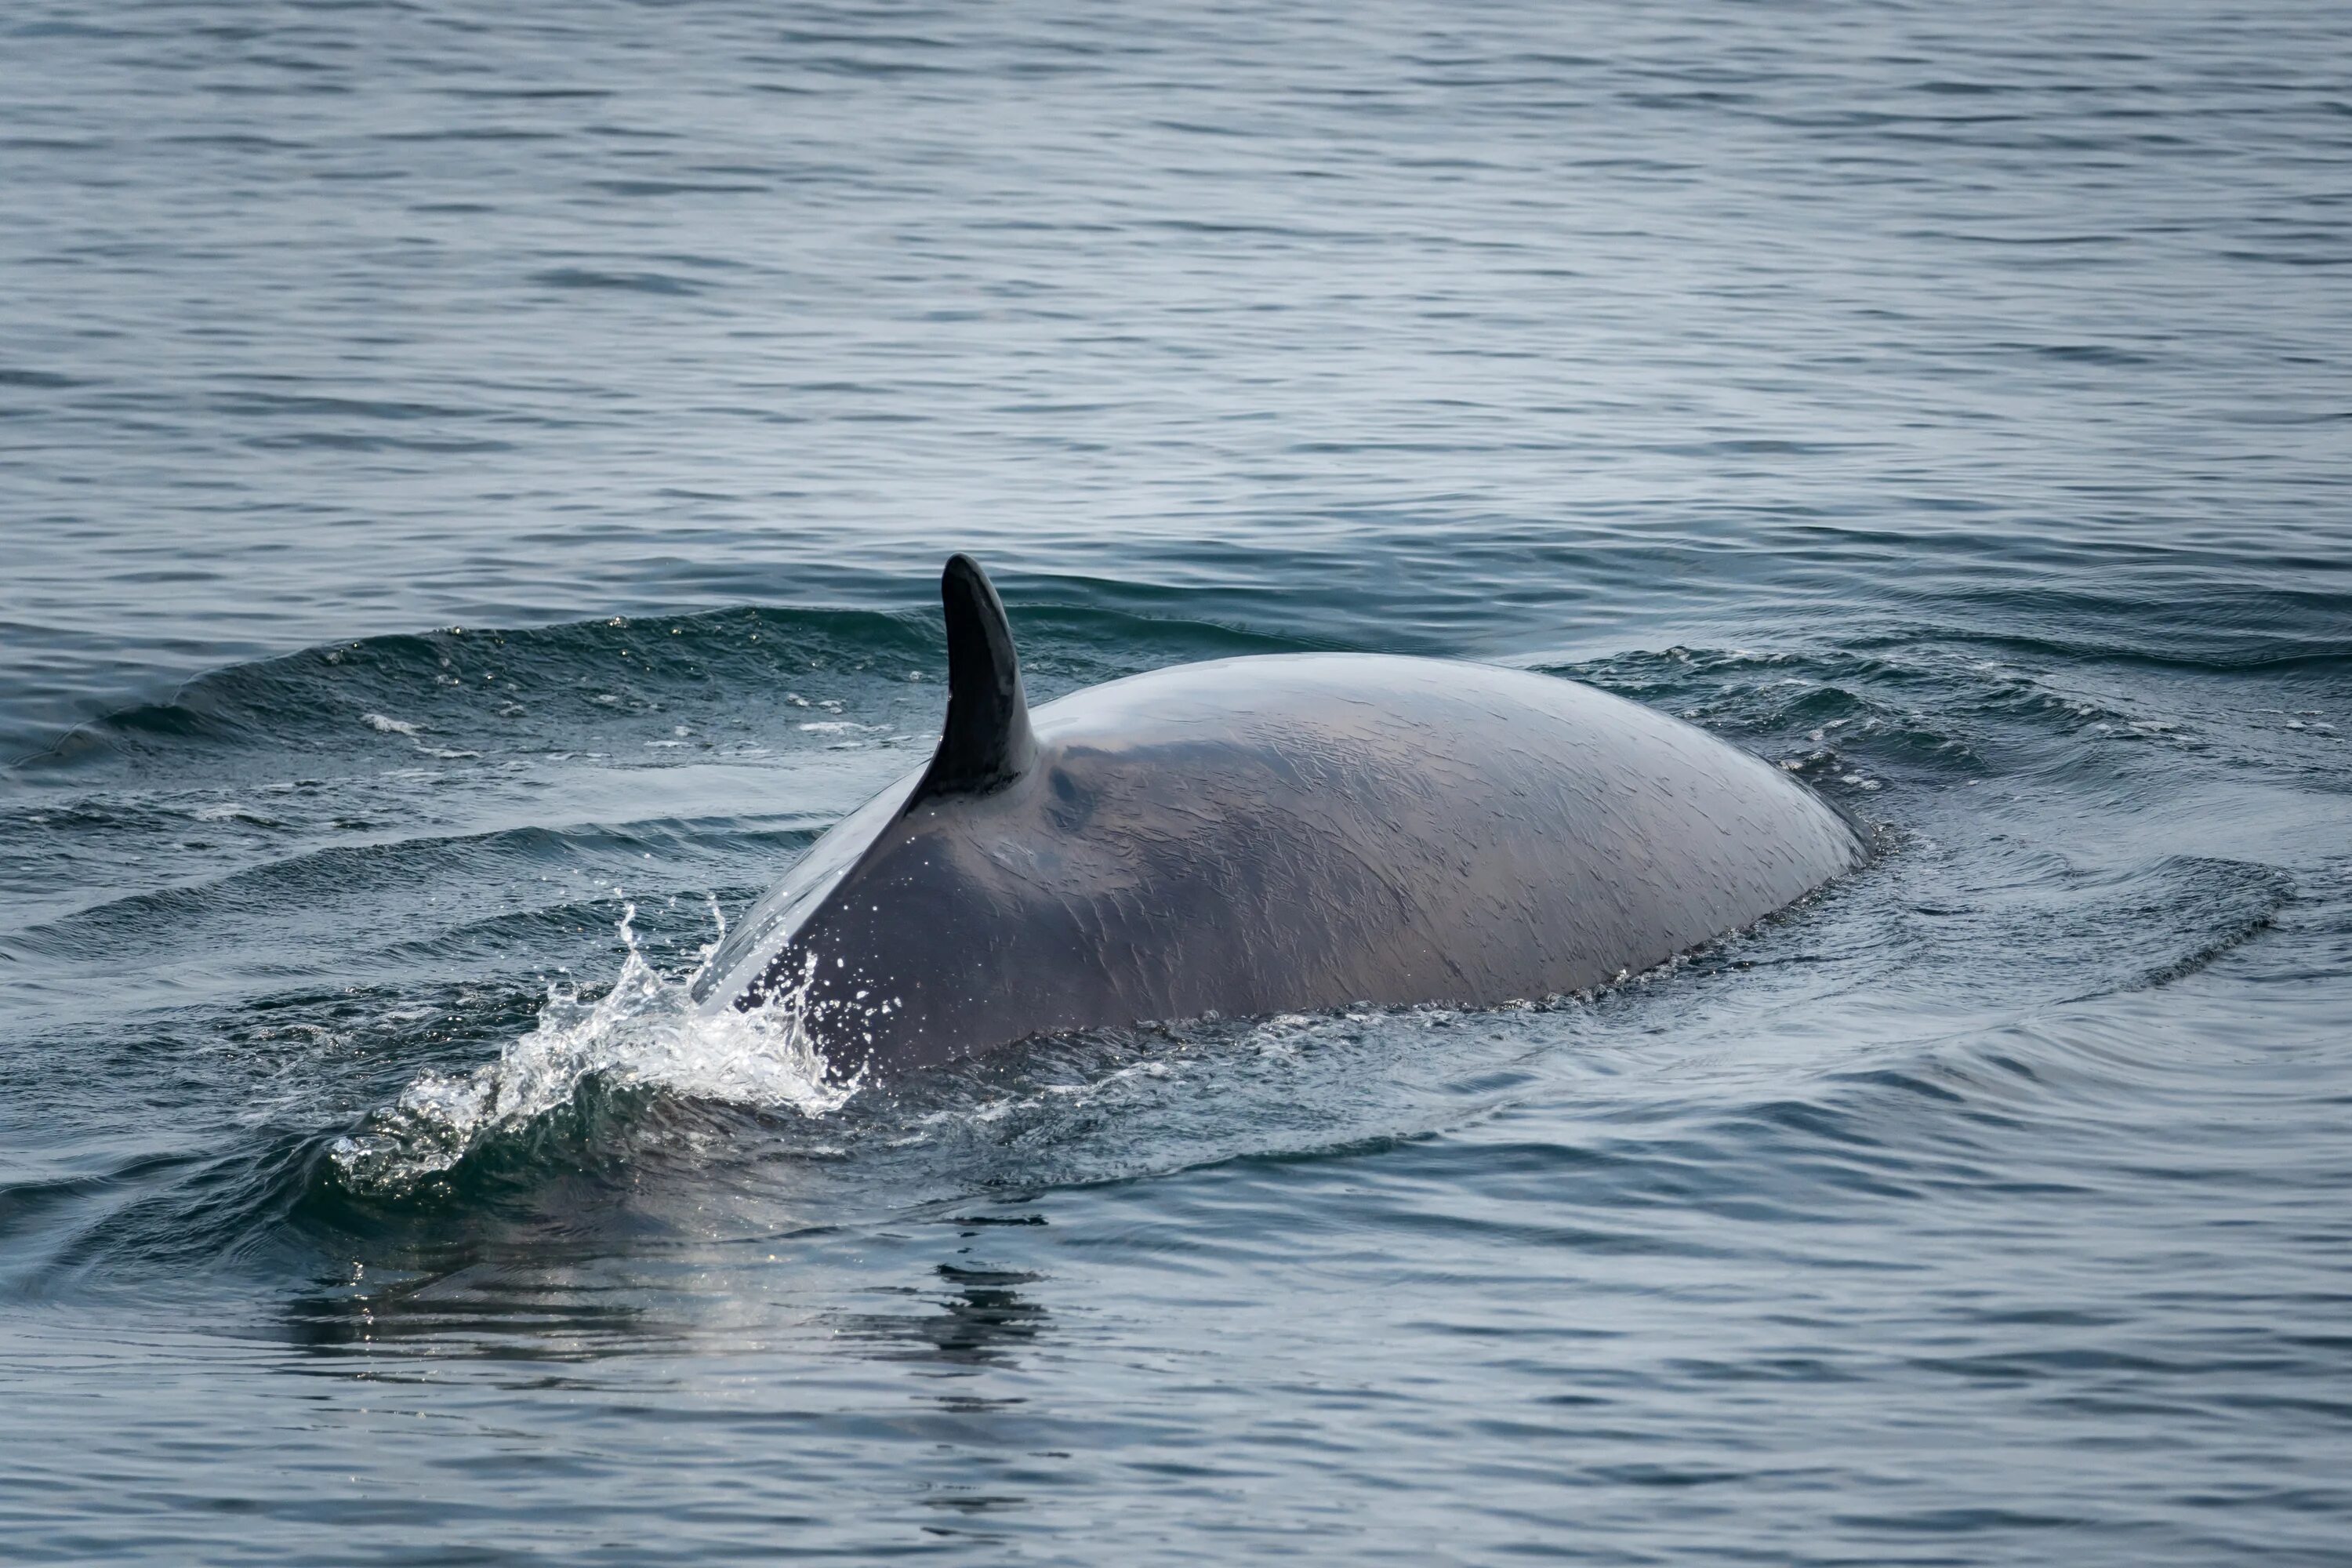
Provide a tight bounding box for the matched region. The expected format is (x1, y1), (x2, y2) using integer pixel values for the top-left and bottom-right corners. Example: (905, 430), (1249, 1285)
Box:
(278, 1221), (1054, 1382)
(831, 1261), (1051, 1369)
(283, 1264), (676, 1367)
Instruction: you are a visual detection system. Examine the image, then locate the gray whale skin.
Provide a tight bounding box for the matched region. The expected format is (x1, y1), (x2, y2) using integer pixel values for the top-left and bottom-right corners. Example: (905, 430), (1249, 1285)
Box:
(696, 556), (1864, 1078)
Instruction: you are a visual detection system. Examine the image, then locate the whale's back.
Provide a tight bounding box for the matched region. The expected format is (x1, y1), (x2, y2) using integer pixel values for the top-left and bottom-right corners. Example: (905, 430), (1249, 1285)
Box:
(714, 650), (1863, 1077)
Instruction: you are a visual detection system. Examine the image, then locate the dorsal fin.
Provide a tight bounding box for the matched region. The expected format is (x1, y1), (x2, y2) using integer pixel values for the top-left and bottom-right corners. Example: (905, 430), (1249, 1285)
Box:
(909, 554), (1036, 807)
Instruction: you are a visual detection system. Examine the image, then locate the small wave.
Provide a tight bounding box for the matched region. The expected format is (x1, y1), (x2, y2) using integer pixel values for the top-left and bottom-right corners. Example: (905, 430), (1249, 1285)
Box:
(191, 802), (272, 824)
(528, 267), (706, 296)
(12, 601), (1308, 775)
(330, 904), (857, 1193)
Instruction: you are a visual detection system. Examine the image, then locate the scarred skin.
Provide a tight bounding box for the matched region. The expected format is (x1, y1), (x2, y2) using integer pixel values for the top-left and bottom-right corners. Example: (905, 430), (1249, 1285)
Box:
(697, 563), (1864, 1082)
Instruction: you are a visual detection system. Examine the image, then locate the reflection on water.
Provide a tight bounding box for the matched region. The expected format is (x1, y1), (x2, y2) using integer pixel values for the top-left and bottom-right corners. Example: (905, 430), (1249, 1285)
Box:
(285, 1269), (670, 1367)
(278, 1225), (1056, 1382)
(836, 1262), (1053, 1371)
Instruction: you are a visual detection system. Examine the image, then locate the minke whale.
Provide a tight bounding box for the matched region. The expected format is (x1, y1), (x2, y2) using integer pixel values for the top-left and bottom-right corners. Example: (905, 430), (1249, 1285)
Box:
(696, 556), (1864, 1078)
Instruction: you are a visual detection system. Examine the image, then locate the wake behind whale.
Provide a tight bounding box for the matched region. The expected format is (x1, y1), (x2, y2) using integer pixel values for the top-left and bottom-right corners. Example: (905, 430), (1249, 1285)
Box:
(699, 557), (1865, 1076)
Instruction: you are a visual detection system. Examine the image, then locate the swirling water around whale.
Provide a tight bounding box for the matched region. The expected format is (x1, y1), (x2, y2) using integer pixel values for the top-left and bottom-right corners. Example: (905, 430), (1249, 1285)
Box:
(4, 2), (2351, 1563)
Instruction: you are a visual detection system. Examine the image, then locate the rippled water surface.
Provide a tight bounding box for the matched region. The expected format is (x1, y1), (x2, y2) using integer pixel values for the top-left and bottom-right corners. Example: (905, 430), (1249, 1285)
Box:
(5, 2), (2351, 1563)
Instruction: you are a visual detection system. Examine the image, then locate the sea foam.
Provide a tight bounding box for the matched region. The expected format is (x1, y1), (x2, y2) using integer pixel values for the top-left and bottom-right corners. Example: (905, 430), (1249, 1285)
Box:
(331, 902), (858, 1191)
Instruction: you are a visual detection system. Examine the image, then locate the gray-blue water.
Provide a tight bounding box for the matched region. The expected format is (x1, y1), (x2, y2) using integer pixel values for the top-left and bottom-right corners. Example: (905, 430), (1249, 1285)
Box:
(5, 2), (2350, 1562)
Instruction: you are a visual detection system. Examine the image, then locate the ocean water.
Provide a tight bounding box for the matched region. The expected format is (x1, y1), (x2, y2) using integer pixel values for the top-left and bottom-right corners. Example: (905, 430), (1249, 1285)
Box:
(4, 1), (2350, 1562)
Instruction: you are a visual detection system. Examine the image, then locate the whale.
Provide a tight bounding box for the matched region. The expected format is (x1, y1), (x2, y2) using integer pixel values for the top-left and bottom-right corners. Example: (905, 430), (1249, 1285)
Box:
(695, 555), (1865, 1078)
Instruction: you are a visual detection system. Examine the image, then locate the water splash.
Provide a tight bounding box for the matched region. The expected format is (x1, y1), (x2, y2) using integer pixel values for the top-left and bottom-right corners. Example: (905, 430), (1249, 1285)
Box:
(331, 902), (860, 1192)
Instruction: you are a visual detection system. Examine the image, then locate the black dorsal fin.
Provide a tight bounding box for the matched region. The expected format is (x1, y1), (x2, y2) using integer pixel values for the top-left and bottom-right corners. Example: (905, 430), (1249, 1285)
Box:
(909, 554), (1036, 807)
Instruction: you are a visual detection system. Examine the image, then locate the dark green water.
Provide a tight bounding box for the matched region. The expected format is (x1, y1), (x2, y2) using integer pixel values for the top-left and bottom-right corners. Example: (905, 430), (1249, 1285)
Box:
(4, 2), (2350, 1562)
